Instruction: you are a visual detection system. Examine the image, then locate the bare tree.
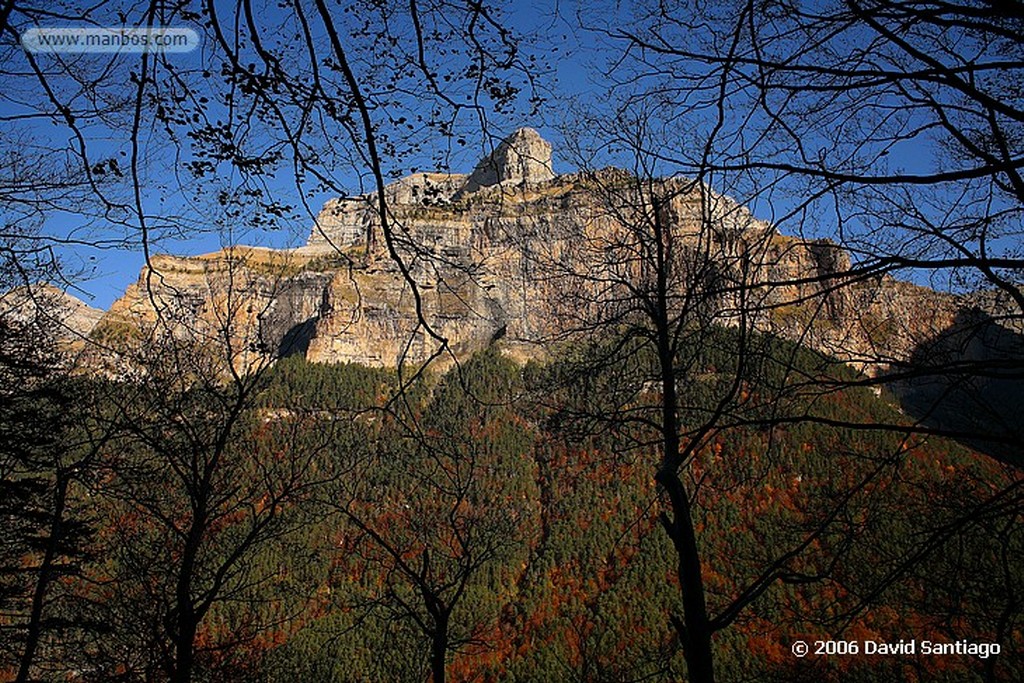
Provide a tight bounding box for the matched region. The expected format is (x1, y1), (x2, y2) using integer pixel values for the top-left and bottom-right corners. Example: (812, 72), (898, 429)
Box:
(526, 113), (777, 681)
(335, 349), (538, 683)
(590, 0), (1024, 449)
(81, 252), (337, 683)
(527, 104), (1024, 681)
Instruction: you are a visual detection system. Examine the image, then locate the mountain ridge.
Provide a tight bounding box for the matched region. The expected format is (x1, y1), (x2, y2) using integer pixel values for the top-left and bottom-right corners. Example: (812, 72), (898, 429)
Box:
(49, 130), (981, 376)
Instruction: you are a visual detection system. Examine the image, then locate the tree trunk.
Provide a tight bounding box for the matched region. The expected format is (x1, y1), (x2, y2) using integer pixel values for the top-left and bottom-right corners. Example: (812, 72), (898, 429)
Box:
(172, 515), (205, 683)
(651, 198), (717, 683)
(657, 466), (716, 683)
(430, 612), (449, 683)
(655, 355), (716, 683)
(15, 474), (68, 683)
(172, 613), (198, 683)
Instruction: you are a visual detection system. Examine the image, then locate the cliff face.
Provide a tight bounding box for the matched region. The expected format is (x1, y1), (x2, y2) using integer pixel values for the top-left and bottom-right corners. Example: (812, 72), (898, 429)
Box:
(94, 129), (964, 374)
(0, 284), (104, 359)
(84, 248), (332, 375)
(1, 284), (103, 336)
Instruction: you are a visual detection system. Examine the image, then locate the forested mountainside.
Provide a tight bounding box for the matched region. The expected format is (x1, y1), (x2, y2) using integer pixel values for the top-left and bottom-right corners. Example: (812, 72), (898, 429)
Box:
(5, 130), (1019, 683)
(3, 332), (1020, 682)
(3, 0), (1022, 681)
(3, 128), (1021, 683)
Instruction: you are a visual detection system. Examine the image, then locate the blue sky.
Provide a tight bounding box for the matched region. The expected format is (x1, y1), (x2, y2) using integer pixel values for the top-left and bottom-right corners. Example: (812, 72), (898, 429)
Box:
(3, 0), (1014, 309)
(2, 0), (623, 308)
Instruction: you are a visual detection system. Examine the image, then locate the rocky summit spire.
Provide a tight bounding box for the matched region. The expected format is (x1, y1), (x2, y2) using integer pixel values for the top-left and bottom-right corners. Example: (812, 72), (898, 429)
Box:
(464, 127), (554, 192)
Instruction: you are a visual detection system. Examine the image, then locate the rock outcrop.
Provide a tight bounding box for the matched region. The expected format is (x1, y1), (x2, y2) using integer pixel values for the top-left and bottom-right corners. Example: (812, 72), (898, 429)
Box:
(463, 127), (554, 192)
(83, 248), (332, 375)
(0, 284), (103, 343)
(92, 128), (974, 375)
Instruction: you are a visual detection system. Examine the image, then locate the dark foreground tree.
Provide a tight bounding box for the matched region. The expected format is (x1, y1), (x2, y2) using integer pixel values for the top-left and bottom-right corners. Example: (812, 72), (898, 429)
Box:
(0, 286), (115, 682)
(82, 254), (337, 683)
(591, 12), (1024, 677)
(530, 107), (1024, 681)
(527, 120), (777, 680)
(335, 350), (538, 682)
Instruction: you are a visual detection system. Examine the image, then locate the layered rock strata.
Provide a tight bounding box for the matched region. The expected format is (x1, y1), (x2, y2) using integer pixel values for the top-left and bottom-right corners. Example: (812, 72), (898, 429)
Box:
(92, 129), (966, 374)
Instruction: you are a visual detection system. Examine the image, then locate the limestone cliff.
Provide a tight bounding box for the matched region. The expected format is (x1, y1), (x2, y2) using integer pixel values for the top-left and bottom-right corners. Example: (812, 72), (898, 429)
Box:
(0, 283), (103, 348)
(463, 127), (554, 192)
(83, 248), (331, 376)
(95, 129), (968, 375)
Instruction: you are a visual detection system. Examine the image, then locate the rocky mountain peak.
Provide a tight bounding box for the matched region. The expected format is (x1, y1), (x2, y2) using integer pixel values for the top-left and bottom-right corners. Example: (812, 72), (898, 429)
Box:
(1, 283), (103, 341)
(464, 127), (554, 192)
(94, 155), (976, 377)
